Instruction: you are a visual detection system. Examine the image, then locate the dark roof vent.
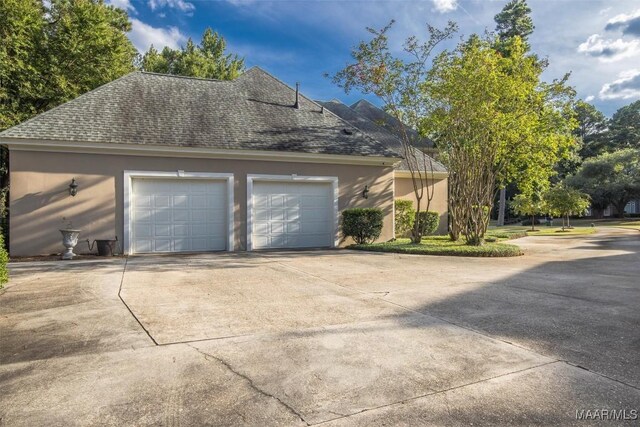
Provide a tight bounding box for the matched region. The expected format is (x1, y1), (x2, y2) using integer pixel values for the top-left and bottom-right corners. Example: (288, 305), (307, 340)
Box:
(342, 128), (353, 135)
(294, 82), (300, 109)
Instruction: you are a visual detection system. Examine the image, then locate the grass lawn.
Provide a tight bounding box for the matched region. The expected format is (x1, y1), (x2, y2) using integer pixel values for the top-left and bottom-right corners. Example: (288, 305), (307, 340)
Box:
(349, 231), (524, 257)
(570, 218), (640, 231)
(489, 224), (598, 237)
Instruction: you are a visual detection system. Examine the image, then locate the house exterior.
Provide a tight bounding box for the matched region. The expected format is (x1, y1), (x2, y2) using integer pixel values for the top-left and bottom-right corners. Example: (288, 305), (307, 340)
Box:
(317, 100), (449, 234)
(0, 67), (446, 256)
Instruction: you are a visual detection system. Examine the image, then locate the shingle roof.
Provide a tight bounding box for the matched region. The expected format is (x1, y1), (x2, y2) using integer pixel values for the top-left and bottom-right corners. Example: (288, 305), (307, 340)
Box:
(350, 99), (434, 150)
(317, 100), (446, 173)
(0, 68), (398, 159)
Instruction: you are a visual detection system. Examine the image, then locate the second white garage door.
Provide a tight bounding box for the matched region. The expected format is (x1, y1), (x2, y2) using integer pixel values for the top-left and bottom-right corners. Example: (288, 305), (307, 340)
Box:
(251, 181), (334, 250)
(131, 178), (228, 253)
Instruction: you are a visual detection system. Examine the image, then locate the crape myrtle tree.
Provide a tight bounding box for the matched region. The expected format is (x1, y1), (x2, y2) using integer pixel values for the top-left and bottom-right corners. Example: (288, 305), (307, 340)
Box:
(566, 148), (640, 218)
(545, 184), (590, 230)
(140, 28), (245, 80)
(329, 20), (457, 244)
(422, 35), (576, 245)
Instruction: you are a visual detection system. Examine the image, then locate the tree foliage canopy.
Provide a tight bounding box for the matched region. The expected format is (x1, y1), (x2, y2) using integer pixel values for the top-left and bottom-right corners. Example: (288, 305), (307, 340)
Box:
(329, 20), (457, 243)
(566, 148), (640, 217)
(544, 184), (590, 228)
(140, 28), (244, 80)
(422, 35), (576, 244)
(510, 188), (546, 230)
(0, 0), (137, 131)
(494, 0), (534, 54)
(608, 100), (640, 152)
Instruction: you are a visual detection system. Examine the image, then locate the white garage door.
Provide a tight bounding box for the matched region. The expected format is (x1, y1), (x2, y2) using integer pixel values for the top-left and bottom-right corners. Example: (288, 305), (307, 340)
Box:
(131, 178), (228, 253)
(252, 181), (334, 250)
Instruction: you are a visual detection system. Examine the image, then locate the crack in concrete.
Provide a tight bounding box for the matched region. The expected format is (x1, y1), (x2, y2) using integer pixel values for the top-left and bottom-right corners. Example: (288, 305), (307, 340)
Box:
(187, 344), (309, 426)
(117, 257), (158, 346)
(313, 360), (562, 425)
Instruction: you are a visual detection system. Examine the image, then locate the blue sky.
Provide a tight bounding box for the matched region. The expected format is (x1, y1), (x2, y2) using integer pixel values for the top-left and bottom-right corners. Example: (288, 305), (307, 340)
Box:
(109, 0), (640, 116)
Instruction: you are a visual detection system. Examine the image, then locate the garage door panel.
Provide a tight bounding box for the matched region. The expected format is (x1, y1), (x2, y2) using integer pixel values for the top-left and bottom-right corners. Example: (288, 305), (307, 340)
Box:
(252, 181), (334, 250)
(153, 239), (171, 252)
(154, 210), (171, 223)
(132, 178), (228, 253)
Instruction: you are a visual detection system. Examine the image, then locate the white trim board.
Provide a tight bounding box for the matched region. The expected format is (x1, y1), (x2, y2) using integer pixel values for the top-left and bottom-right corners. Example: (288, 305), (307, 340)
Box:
(123, 170), (234, 255)
(2, 138), (401, 167)
(246, 174), (339, 251)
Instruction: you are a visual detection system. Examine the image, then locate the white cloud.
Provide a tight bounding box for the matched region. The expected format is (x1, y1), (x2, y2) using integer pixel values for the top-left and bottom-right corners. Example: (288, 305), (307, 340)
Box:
(599, 7), (612, 16)
(148, 0), (195, 12)
(129, 18), (187, 52)
(599, 69), (640, 100)
(577, 34), (640, 62)
(432, 0), (457, 13)
(106, 0), (135, 12)
(585, 95), (595, 102)
(606, 9), (640, 27)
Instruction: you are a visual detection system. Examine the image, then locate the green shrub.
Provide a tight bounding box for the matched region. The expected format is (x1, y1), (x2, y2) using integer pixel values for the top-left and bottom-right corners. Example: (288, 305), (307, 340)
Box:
(394, 200), (415, 237)
(341, 208), (384, 244)
(417, 211), (440, 236)
(0, 233), (8, 286)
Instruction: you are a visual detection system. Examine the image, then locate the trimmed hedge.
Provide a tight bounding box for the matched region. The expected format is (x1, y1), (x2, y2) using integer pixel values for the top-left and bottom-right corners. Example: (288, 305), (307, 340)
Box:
(394, 200), (415, 237)
(417, 211), (440, 236)
(349, 237), (523, 257)
(0, 233), (8, 286)
(341, 208), (384, 244)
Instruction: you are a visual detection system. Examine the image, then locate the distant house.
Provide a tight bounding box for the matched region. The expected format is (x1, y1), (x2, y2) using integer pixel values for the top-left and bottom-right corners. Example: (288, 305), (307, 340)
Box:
(317, 100), (448, 234)
(0, 67), (447, 256)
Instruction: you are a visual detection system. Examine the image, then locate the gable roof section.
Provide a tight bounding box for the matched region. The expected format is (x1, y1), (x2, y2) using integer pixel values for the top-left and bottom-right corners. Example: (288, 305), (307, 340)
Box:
(350, 99), (434, 150)
(0, 68), (398, 160)
(317, 100), (446, 173)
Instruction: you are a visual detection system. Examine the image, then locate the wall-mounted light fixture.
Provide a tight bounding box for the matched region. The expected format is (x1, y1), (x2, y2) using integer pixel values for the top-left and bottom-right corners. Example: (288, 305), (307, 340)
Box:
(362, 185), (369, 199)
(69, 178), (78, 197)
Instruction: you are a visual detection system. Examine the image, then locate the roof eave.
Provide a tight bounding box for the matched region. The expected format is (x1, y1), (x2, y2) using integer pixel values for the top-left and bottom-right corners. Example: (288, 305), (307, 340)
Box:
(1, 137), (402, 167)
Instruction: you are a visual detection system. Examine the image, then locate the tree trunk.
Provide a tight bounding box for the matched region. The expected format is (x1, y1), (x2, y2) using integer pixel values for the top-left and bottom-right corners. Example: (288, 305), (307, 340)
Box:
(530, 215), (535, 231)
(411, 209), (422, 244)
(497, 187), (506, 226)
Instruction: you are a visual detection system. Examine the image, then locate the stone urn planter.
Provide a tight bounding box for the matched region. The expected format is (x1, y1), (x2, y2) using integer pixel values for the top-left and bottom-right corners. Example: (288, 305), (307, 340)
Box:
(60, 229), (81, 260)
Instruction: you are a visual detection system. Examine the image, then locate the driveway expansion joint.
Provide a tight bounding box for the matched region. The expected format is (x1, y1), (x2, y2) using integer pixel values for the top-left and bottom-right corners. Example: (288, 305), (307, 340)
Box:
(187, 344), (309, 426)
(313, 360), (563, 425)
(117, 257), (159, 346)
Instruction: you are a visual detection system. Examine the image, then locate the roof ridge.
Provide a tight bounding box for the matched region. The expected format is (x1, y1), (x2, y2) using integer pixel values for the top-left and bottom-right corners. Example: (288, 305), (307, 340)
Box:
(0, 71), (141, 136)
(139, 71), (226, 83)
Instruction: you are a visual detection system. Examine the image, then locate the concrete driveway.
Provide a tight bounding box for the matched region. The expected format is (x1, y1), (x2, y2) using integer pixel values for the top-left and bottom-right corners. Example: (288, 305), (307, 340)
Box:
(1, 228), (639, 426)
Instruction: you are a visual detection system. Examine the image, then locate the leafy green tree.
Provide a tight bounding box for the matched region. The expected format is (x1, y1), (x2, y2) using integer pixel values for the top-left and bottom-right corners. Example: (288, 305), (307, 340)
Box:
(329, 20), (457, 244)
(494, 0), (534, 49)
(566, 148), (640, 218)
(545, 184), (590, 229)
(0, 0), (137, 245)
(422, 36), (576, 245)
(493, 0), (535, 226)
(0, 0), (137, 129)
(141, 28), (244, 80)
(574, 100), (609, 158)
(608, 100), (640, 152)
(511, 189), (546, 231)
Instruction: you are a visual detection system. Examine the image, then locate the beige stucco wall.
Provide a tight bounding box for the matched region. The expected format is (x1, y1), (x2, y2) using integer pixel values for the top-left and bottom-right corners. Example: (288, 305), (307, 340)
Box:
(394, 176), (449, 235)
(9, 150), (396, 256)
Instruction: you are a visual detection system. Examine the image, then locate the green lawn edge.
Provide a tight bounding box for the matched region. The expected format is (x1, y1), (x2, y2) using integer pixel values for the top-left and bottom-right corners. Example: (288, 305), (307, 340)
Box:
(348, 234), (523, 258)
